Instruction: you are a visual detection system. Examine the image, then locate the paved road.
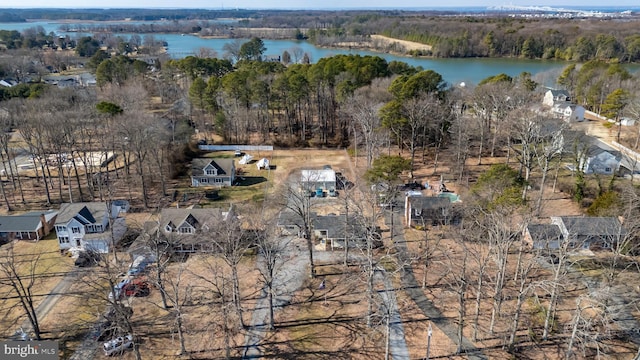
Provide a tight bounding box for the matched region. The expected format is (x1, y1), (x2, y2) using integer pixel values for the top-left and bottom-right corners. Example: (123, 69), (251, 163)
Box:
(20, 269), (81, 333)
(386, 210), (488, 360)
(376, 270), (410, 360)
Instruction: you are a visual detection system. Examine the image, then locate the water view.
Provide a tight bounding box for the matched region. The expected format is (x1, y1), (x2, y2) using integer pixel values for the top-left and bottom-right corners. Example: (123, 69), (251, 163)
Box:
(1, 20), (636, 86)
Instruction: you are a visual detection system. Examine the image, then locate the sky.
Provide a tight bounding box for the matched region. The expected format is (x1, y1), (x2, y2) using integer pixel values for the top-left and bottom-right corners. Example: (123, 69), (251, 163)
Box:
(0, 1), (639, 10)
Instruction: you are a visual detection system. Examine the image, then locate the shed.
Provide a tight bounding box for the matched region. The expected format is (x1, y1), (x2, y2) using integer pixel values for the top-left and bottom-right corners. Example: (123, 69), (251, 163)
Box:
(300, 169), (336, 191)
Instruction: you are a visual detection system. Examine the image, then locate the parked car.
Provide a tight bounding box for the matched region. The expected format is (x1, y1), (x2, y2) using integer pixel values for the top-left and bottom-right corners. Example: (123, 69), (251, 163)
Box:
(123, 280), (150, 297)
(315, 188), (324, 197)
(108, 279), (130, 301)
(127, 256), (152, 276)
(234, 149), (243, 157)
(103, 334), (133, 356)
(328, 189), (337, 197)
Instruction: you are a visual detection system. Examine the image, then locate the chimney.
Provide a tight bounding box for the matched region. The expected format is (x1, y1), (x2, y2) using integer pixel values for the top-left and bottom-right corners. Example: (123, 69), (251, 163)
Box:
(40, 213), (50, 236)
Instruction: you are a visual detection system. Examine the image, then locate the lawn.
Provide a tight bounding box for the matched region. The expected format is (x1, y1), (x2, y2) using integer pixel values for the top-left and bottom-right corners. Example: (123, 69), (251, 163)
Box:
(0, 236), (74, 338)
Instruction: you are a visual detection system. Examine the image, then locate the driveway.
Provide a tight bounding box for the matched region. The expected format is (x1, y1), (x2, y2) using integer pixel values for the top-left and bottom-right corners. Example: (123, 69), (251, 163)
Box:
(386, 209), (487, 360)
(242, 235), (309, 359)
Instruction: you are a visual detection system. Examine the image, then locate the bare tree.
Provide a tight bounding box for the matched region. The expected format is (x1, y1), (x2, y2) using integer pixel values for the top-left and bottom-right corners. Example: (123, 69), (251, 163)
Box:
(282, 179), (316, 278)
(211, 208), (251, 328)
(163, 259), (190, 356)
(345, 83), (390, 168)
(255, 227), (284, 330)
(0, 244), (44, 340)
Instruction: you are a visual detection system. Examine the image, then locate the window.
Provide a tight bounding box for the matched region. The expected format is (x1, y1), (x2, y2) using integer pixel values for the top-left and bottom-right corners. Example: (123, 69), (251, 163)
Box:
(206, 169), (216, 175)
(56, 226), (66, 233)
(215, 178), (223, 183)
(165, 225), (173, 232)
(59, 236), (69, 244)
(71, 227), (81, 234)
(179, 227), (193, 234)
(200, 178), (208, 183)
(605, 167), (612, 173)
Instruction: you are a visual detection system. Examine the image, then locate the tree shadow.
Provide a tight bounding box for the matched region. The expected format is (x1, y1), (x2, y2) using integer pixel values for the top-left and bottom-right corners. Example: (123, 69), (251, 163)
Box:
(235, 177), (267, 186)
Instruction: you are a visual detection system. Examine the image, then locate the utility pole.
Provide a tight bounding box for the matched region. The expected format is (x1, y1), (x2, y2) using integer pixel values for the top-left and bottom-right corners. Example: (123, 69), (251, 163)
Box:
(425, 321), (432, 360)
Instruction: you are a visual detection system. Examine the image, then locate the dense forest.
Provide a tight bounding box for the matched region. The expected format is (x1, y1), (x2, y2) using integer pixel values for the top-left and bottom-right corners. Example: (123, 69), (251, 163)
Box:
(3, 9), (640, 63)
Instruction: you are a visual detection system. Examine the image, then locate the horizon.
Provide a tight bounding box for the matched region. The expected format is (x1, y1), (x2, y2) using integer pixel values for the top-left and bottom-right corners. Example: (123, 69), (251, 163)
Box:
(1, 2), (640, 11)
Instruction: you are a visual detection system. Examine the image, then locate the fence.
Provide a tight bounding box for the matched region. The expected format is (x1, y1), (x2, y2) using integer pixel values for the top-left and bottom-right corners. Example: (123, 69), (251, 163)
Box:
(198, 145), (273, 151)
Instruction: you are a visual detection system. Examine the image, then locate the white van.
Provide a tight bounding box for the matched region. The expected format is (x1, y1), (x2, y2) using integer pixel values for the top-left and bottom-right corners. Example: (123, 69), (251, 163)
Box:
(103, 334), (133, 356)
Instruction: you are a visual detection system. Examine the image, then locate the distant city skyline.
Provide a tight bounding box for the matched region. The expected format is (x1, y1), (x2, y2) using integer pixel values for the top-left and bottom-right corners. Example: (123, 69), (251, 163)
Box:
(0, 1), (639, 10)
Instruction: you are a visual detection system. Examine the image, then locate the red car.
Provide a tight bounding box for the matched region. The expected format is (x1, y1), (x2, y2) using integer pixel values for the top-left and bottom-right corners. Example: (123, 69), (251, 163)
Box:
(122, 280), (150, 297)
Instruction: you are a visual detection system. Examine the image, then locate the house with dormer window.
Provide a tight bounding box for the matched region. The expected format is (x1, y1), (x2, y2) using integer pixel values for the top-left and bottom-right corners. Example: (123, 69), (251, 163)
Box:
(159, 206), (235, 253)
(191, 158), (236, 187)
(54, 202), (127, 253)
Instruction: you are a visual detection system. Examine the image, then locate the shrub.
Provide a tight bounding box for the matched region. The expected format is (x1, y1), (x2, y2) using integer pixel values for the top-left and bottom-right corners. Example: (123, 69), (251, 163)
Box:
(587, 191), (619, 216)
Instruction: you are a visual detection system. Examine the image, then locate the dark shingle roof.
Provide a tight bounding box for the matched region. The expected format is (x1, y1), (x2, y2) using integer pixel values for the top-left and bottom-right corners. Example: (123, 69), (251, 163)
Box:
(560, 216), (626, 237)
(409, 196), (451, 210)
(55, 202), (106, 226)
(526, 224), (563, 242)
(159, 208), (228, 231)
(191, 158), (234, 177)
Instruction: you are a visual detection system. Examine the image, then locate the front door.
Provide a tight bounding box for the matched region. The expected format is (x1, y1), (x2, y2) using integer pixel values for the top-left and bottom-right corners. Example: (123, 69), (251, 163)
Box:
(75, 239), (81, 247)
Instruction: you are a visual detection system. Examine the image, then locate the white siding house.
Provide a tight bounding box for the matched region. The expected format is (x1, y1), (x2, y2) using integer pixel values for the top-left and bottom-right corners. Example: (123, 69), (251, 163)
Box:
(54, 202), (126, 253)
(543, 89), (571, 107)
(580, 145), (622, 175)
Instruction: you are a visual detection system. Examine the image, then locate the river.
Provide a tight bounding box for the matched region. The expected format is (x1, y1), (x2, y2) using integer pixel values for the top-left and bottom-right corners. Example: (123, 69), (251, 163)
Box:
(1, 20), (636, 86)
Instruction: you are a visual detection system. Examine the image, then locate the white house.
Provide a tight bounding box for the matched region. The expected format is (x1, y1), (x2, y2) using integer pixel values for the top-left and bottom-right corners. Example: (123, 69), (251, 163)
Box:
(543, 89), (571, 108)
(300, 169), (336, 191)
(191, 158), (235, 187)
(620, 117), (636, 126)
(552, 103), (585, 122)
(579, 145), (622, 175)
(54, 202), (126, 253)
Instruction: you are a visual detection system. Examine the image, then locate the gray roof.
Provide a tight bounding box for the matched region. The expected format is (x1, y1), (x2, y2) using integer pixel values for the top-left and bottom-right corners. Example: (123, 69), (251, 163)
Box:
(408, 196), (451, 210)
(192, 158), (234, 177)
(160, 208), (229, 231)
(548, 89), (570, 99)
(277, 210), (307, 228)
(55, 202), (107, 225)
(587, 145), (622, 159)
(559, 216), (626, 237)
(526, 224), (563, 242)
(313, 213), (367, 239)
(0, 210), (57, 232)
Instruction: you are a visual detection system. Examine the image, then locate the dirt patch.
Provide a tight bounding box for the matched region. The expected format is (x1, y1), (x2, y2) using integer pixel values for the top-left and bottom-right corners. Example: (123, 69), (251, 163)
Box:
(370, 34), (432, 52)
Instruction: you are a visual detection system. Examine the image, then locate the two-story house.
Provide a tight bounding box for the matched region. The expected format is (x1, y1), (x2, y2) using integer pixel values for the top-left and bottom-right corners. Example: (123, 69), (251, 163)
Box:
(543, 89), (571, 107)
(191, 158), (236, 187)
(159, 206), (235, 253)
(579, 145), (622, 175)
(55, 202), (126, 253)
